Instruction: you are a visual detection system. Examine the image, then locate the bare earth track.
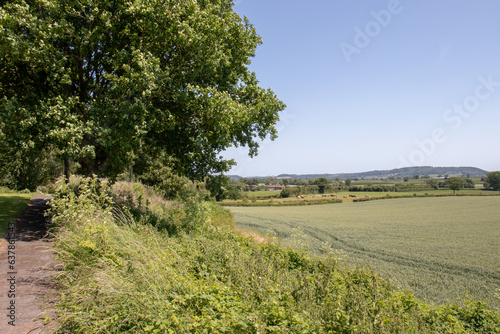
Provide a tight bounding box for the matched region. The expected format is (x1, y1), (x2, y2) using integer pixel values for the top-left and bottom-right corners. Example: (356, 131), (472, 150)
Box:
(0, 194), (58, 334)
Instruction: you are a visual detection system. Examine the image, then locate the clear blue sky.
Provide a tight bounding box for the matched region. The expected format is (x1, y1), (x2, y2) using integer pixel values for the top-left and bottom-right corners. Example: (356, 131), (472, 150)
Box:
(223, 0), (500, 176)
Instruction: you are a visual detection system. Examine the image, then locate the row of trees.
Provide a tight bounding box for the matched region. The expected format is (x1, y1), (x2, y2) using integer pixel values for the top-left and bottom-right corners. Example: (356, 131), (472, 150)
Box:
(444, 172), (500, 192)
(425, 178), (475, 191)
(0, 0), (285, 191)
(235, 174), (500, 192)
(271, 172), (500, 198)
(235, 177), (353, 188)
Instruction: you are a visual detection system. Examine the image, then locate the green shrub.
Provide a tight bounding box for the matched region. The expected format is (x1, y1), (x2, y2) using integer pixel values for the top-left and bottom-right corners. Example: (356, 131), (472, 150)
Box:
(110, 181), (209, 236)
(225, 186), (242, 200)
(279, 187), (292, 198)
(0, 148), (63, 191)
(133, 153), (205, 200)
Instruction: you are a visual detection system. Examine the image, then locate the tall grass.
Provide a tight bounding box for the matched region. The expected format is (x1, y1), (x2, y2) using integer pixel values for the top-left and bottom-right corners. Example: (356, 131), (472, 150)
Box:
(47, 177), (500, 333)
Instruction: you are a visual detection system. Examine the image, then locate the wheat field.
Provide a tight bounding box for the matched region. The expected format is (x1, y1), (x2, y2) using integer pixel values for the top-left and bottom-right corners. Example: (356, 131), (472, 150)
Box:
(228, 196), (500, 309)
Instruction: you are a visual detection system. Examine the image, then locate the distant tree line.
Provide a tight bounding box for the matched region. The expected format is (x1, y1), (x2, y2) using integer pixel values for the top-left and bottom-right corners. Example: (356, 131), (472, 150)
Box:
(280, 186), (323, 198)
(222, 172), (500, 201)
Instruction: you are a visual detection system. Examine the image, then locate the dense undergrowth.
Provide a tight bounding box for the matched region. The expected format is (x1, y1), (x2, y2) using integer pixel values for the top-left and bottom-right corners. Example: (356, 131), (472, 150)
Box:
(47, 177), (500, 333)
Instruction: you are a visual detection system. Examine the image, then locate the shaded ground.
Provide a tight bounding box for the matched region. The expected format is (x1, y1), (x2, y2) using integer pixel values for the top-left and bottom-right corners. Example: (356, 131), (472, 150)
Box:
(0, 194), (58, 334)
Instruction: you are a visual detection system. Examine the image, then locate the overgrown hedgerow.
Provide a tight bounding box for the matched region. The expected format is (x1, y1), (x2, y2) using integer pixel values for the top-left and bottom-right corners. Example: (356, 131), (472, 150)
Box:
(47, 177), (500, 333)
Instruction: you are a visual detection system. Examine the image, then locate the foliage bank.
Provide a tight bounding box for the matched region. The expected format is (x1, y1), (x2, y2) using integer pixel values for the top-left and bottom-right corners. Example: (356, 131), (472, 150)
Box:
(0, 0), (285, 180)
(47, 177), (500, 333)
(0, 147), (62, 191)
(0, 192), (32, 236)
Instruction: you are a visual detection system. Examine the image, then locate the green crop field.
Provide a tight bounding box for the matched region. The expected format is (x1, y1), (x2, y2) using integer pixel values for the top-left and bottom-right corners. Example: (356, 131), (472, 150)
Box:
(0, 193), (33, 237)
(228, 196), (500, 309)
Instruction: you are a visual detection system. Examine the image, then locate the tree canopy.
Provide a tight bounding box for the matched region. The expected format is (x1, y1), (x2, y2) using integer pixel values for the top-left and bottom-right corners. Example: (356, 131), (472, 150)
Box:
(484, 171), (500, 190)
(426, 179), (439, 190)
(445, 177), (465, 194)
(0, 0), (285, 184)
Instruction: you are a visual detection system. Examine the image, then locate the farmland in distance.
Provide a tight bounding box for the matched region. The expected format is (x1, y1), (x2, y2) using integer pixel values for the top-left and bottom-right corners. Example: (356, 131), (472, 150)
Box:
(228, 196), (500, 309)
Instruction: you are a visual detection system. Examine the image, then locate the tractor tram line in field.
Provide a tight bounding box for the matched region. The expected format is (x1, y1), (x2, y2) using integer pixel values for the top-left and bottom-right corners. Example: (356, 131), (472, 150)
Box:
(228, 196), (500, 308)
(304, 225), (496, 279)
(250, 218), (500, 288)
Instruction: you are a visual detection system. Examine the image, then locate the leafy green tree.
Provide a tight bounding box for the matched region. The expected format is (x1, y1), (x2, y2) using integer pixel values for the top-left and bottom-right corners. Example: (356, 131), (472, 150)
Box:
(134, 152), (193, 199)
(446, 177), (465, 194)
(279, 188), (291, 198)
(296, 179), (308, 186)
(205, 174), (230, 201)
(0, 145), (62, 190)
(484, 171), (500, 190)
(464, 178), (475, 189)
(426, 179), (439, 190)
(0, 0), (285, 182)
(345, 178), (352, 187)
(311, 177), (328, 194)
(265, 177), (277, 185)
(225, 185), (242, 200)
(250, 178), (260, 186)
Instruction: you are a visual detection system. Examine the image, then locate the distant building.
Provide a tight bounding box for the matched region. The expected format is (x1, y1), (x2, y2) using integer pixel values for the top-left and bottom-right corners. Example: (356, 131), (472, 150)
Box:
(266, 185), (283, 191)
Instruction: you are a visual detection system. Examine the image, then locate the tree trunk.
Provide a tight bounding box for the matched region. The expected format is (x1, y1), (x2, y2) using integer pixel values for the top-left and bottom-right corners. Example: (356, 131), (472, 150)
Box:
(129, 166), (134, 183)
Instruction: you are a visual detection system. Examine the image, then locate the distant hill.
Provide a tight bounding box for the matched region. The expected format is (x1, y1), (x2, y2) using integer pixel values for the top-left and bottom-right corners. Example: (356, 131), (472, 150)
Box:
(229, 166), (489, 180)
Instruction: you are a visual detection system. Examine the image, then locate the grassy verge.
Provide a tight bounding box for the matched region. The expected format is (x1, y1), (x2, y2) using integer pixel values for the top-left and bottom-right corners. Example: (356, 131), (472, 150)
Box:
(47, 178), (500, 333)
(0, 193), (33, 237)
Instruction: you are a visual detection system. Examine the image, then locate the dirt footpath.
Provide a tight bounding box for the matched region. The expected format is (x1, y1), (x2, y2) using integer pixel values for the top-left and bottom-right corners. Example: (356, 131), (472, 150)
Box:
(0, 194), (58, 334)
